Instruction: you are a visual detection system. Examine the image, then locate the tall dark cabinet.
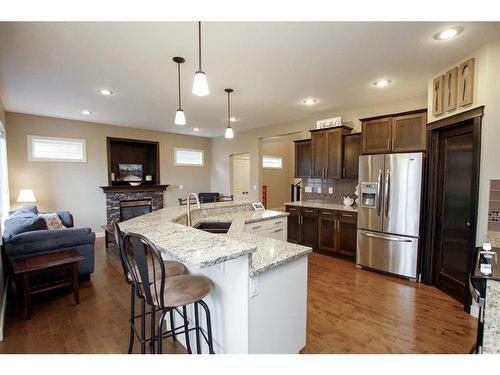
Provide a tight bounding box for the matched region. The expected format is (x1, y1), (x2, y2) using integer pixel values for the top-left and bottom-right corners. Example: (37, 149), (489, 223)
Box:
(342, 133), (361, 180)
(294, 139), (312, 178)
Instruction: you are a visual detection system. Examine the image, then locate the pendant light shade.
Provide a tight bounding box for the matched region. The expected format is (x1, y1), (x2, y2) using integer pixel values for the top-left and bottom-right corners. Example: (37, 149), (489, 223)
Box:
(192, 22), (209, 96)
(173, 57), (186, 125)
(175, 109), (186, 125)
(224, 88), (234, 139)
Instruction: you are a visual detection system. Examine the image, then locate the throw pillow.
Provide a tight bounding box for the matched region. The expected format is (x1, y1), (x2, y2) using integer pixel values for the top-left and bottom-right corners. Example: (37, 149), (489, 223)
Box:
(38, 213), (66, 230)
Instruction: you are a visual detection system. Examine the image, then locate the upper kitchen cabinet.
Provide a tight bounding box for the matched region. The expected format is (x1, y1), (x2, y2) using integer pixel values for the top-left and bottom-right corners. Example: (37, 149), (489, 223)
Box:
(310, 126), (351, 179)
(342, 133), (361, 180)
(360, 109), (427, 154)
(294, 139), (312, 178)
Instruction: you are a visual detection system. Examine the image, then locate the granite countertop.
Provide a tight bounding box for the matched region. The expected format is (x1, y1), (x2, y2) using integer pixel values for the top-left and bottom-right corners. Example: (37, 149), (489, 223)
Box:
(118, 201), (312, 276)
(487, 231), (500, 248)
(285, 200), (358, 213)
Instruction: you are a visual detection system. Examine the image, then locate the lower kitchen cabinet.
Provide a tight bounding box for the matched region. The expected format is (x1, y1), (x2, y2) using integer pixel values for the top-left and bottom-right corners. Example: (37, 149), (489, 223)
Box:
(286, 205), (357, 258)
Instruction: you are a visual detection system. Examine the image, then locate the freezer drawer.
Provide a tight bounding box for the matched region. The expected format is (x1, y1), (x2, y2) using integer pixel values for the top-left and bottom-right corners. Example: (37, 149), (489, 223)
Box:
(356, 229), (418, 279)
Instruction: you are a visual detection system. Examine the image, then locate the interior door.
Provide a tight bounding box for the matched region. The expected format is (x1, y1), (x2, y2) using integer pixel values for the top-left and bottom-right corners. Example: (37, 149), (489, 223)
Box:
(357, 154), (384, 232)
(231, 154), (250, 196)
(383, 153), (423, 237)
(433, 122), (477, 303)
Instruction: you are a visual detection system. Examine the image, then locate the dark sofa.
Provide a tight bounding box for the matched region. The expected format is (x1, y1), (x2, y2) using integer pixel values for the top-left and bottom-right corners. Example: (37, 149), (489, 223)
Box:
(2, 205), (95, 277)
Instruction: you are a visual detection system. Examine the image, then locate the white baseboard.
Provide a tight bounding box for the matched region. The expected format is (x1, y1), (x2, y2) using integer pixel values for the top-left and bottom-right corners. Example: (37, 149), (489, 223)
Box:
(95, 231), (105, 239)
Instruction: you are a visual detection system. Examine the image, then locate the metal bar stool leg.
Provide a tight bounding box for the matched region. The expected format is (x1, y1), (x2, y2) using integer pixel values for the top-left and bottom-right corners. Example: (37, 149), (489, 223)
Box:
(169, 310), (176, 340)
(140, 297), (146, 354)
(199, 300), (214, 354)
(158, 310), (168, 354)
(182, 305), (192, 354)
(194, 302), (201, 354)
(128, 285), (136, 354)
(150, 306), (156, 354)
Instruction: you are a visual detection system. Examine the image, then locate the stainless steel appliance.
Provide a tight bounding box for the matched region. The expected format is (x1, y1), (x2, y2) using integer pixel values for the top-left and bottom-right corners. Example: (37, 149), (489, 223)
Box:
(356, 152), (423, 280)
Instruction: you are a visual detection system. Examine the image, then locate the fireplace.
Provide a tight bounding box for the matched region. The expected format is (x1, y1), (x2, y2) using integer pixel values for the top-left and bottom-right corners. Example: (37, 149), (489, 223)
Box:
(120, 199), (152, 221)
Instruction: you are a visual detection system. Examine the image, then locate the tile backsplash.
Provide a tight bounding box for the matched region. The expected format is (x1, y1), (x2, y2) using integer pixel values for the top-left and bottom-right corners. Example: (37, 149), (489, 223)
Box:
(489, 179), (500, 232)
(302, 178), (357, 203)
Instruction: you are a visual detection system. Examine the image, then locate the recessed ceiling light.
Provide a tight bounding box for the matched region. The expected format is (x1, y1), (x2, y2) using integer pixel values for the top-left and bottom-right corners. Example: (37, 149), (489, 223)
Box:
(434, 27), (464, 40)
(81, 110), (92, 115)
(301, 98), (318, 106)
(193, 127), (200, 132)
(374, 79), (392, 88)
(99, 88), (114, 96)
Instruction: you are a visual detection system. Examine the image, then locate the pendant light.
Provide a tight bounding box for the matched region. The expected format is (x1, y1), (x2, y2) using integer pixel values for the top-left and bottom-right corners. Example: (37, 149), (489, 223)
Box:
(173, 57), (186, 125)
(224, 88), (234, 139)
(192, 21), (209, 96)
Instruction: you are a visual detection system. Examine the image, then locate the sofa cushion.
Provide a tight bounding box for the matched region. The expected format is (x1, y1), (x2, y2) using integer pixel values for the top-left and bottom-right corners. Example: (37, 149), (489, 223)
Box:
(3, 212), (48, 240)
(55, 211), (74, 228)
(8, 204), (39, 217)
(38, 213), (66, 230)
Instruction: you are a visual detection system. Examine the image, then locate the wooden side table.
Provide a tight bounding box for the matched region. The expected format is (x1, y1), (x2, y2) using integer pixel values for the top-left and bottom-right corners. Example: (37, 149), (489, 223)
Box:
(12, 249), (85, 319)
(101, 224), (115, 249)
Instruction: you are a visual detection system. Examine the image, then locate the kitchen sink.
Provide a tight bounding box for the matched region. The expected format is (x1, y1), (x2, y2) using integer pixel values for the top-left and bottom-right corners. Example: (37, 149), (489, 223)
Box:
(194, 221), (232, 234)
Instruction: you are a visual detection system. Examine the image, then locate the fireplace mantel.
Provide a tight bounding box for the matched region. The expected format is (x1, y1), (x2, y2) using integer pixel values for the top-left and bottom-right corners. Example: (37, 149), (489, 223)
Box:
(100, 184), (169, 193)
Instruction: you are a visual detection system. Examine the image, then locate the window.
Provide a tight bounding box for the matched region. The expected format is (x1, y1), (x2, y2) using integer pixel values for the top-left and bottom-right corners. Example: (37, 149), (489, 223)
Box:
(262, 155), (283, 169)
(174, 148), (204, 167)
(28, 135), (87, 162)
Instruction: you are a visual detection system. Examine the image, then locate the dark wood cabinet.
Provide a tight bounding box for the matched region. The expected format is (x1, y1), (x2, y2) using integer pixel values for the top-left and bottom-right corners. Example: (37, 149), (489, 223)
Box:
(318, 210), (338, 253)
(294, 140), (312, 178)
(287, 205), (357, 258)
(391, 112), (427, 152)
(301, 207), (319, 249)
(361, 117), (392, 154)
(310, 126), (351, 179)
(342, 133), (361, 180)
(360, 109), (427, 155)
(337, 212), (357, 257)
(286, 206), (302, 244)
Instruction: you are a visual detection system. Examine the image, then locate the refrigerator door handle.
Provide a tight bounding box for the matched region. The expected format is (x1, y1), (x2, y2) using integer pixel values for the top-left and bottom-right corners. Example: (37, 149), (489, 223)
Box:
(361, 232), (412, 243)
(376, 169), (382, 216)
(384, 169), (390, 218)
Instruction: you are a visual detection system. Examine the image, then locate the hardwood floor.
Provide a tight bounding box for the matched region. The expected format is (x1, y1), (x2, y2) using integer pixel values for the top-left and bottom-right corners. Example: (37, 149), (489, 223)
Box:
(0, 239), (477, 353)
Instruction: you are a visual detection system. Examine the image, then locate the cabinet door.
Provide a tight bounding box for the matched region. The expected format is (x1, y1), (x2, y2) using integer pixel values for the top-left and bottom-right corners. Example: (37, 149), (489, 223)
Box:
(286, 206), (301, 244)
(301, 208), (319, 249)
(337, 212), (357, 257)
(294, 140), (312, 178)
(318, 210), (338, 253)
(361, 117), (392, 154)
(311, 131), (326, 178)
(391, 112), (427, 152)
(325, 129), (343, 179)
(342, 133), (361, 180)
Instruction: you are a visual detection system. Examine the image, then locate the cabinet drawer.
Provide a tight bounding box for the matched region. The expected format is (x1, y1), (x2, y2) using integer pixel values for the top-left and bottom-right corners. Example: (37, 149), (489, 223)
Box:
(301, 207), (318, 216)
(244, 217), (287, 232)
(319, 209), (337, 218)
(286, 205), (301, 214)
(338, 211), (357, 223)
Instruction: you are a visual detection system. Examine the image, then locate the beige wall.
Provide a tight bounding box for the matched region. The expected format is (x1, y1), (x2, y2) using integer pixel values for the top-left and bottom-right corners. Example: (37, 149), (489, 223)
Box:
(427, 41), (500, 245)
(5, 112), (212, 233)
(262, 141), (293, 209)
(0, 98), (5, 126)
(211, 96), (427, 201)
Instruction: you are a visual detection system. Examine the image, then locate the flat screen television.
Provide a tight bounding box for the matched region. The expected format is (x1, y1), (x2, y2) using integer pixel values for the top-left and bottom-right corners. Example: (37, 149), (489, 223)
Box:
(119, 163), (143, 181)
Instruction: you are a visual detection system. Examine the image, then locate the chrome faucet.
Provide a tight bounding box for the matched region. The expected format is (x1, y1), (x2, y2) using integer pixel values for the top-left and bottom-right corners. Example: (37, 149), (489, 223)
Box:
(186, 192), (200, 227)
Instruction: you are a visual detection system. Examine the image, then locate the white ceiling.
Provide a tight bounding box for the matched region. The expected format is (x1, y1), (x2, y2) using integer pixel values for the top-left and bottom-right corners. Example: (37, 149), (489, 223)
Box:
(1, 22), (500, 137)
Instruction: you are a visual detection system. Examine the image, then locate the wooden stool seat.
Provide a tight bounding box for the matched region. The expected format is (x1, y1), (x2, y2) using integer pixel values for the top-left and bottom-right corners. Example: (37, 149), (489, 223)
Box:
(154, 274), (212, 308)
(127, 261), (185, 283)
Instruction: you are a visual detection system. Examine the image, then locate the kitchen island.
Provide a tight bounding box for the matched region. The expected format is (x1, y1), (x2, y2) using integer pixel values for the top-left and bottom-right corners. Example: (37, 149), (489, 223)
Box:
(118, 200), (312, 354)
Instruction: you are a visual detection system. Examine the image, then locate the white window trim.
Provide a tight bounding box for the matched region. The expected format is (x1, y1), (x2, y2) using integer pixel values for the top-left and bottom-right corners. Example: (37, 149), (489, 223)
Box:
(27, 135), (87, 163)
(174, 148), (205, 167)
(262, 155), (283, 169)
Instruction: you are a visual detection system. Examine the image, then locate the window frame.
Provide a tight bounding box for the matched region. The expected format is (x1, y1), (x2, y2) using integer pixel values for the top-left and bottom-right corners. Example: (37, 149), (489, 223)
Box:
(174, 147), (205, 167)
(27, 135), (87, 163)
(262, 155), (283, 169)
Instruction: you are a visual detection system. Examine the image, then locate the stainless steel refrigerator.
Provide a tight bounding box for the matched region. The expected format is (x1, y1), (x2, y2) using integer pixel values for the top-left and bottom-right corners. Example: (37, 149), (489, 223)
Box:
(356, 152), (423, 280)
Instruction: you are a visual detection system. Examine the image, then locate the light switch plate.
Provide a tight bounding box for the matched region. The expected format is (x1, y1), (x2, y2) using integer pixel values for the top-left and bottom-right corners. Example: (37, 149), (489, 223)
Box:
(328, 187), (333, 194)
(305, 186), (312, 193)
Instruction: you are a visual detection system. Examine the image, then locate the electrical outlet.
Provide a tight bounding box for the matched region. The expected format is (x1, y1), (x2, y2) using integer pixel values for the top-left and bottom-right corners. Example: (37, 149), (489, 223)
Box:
(179, 184), (184, 190)
(305, 186), (312, 193)
(328, 187), (333, 194)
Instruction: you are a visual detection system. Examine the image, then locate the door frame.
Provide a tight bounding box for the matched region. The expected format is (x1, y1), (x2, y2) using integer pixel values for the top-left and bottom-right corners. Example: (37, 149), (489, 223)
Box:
(421, 106), (483, 289)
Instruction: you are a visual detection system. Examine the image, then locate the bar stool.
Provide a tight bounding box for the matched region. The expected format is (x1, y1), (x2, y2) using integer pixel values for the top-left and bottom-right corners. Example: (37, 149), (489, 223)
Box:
(111, 220), (186, 354)
(122, 232), (215, 354)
